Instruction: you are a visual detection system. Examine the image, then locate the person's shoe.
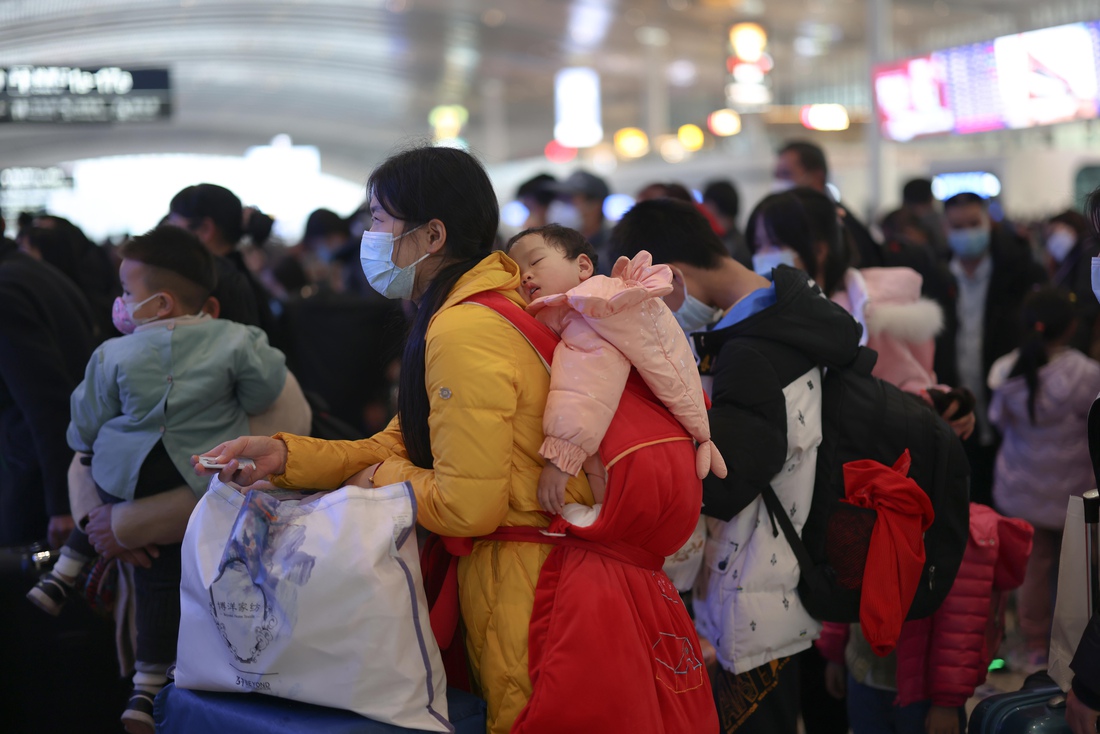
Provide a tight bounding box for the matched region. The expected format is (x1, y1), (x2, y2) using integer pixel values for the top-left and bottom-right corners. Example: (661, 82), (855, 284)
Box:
(120, 689), (157, 734)
(26, 572), (72, 616)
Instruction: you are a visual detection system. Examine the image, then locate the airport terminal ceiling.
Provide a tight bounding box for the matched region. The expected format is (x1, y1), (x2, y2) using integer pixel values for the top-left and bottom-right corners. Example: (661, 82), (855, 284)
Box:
(1, 0), (1098, 182)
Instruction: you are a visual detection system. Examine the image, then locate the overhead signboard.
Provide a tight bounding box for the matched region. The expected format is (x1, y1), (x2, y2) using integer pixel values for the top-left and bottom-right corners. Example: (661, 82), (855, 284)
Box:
(0, 165), (74, 226)
(873, 21), (1100, 141)
(0, 66), (171, 123)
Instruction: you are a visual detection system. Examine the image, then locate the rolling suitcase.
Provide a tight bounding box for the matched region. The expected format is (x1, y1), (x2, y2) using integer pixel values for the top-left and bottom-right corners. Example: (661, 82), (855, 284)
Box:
(967, 674), (1069, 734)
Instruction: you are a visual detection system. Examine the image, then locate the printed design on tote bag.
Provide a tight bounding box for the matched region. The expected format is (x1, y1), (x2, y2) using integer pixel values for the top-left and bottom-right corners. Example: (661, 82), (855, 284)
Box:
(209, 490), (316, 665)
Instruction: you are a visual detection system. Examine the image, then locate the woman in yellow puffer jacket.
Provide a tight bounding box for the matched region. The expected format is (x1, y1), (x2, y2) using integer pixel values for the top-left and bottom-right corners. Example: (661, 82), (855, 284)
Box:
(194, 146), (593, 734)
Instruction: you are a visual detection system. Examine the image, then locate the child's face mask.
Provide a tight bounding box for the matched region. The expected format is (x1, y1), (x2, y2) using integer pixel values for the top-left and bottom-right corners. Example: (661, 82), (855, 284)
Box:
(112, 293), (165, 334)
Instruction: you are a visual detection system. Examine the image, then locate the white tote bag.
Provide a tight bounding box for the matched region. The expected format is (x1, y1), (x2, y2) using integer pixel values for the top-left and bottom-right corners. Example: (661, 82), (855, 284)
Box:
(1050, 495), (1089, 692)
(175, 478), (451, 732)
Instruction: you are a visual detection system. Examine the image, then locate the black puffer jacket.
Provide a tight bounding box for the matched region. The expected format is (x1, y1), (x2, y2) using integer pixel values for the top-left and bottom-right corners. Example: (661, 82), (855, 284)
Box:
(693, 265), (863, 521)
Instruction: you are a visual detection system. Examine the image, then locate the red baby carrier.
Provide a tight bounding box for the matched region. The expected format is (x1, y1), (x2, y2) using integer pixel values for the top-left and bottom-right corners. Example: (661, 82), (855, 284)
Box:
(421, 290), (717, 733)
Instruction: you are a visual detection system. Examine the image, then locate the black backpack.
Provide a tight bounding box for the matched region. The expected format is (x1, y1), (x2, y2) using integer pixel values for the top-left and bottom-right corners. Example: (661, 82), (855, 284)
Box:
(762, 346), (970, 623)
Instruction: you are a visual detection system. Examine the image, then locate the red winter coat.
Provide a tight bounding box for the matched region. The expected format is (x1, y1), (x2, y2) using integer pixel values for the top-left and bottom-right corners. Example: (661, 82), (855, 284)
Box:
(817, 504), (1033, 708)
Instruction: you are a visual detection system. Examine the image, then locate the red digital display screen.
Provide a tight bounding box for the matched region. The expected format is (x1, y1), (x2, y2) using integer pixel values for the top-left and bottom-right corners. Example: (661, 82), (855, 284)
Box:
(873, 21), (1100, 141)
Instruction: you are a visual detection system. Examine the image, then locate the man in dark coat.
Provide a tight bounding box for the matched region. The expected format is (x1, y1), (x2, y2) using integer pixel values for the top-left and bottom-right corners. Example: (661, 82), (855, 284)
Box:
(0, 240), (97, 548)
(940, 192), (1047, 506)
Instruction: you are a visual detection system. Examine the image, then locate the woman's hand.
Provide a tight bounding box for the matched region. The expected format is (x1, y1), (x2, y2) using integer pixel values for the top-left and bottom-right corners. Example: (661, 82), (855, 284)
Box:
(192, 435), (288, 487)
(85, 504), (159, 568)
(537, 463), (570, 515)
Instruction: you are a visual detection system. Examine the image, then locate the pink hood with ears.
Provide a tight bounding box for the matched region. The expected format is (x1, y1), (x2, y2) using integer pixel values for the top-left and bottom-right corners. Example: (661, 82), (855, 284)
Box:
(528, 251), (726, 480)
(832, 267), (943, 395)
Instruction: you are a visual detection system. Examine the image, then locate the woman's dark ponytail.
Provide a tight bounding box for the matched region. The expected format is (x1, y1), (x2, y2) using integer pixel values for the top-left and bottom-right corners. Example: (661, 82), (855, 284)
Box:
(1008, 288), (1074, 425)
(397, 259), (480, 468)
(367, 145), (499, 469)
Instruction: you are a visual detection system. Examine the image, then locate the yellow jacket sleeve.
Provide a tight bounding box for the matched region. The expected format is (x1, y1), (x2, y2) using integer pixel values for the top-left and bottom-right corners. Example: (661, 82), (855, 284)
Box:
(373, 305), (517, 536)
(271, 418), (407, 490)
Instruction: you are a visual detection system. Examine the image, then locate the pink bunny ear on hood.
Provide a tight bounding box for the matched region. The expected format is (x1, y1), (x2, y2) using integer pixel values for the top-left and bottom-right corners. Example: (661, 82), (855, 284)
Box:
(615, 251), (671, 290)
(566, 251), (674, 319)
(610, 255), (632, 280)
(696, 440), (728, 480)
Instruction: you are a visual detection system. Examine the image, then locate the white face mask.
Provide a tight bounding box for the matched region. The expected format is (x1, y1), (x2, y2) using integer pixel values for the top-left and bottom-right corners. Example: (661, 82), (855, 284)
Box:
(359, 224), (426, 300)
(546, 200), (583, 230)
(674, 293), (723, 333)
(771, 179), (796, 193)
(752, 249), (796, 276)
(1092, 257), (1100, 305)
(1046, 230), (1076, 263)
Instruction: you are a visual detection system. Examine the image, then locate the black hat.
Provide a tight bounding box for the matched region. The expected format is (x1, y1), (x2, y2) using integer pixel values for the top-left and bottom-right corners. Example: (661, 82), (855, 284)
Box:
(553, 170), (610, 200)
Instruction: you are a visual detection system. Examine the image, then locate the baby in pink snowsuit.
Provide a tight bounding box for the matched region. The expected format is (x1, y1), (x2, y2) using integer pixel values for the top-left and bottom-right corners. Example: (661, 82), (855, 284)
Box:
(506, 224), (726, 515)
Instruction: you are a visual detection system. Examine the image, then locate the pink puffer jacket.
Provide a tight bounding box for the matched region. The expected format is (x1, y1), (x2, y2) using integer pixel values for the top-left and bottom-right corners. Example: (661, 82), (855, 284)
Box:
(832, 267), (942, 395)
(817, 504), (1033, 707)
(528, 251), (726, 480)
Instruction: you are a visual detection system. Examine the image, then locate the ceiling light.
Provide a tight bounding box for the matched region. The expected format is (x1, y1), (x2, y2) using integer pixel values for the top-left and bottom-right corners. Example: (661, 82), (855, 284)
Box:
(677, 124), (705, 151)
(800, 104), (850, 131)
(707, 108), (742, 136)
(666, 59), (697, 87)
(554, 68), (603, 148)
(729, 23), (767, 62)
(614, 127), (650, 158)
(658, 136), (686, 163)
(636, 26), (671, 47)
(544, 140), (578, 164)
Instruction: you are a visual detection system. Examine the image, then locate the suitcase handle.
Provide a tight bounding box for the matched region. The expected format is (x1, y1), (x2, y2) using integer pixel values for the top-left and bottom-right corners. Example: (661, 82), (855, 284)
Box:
(1086, 489), (1099, 619)
(1088, 397), (1100, 492)
(1085, 488), (1100, 525)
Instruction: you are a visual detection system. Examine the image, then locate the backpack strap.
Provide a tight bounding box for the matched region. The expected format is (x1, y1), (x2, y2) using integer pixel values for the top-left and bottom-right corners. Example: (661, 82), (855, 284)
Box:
(463, 291), (559, 368)
(761, 485), (831, 598)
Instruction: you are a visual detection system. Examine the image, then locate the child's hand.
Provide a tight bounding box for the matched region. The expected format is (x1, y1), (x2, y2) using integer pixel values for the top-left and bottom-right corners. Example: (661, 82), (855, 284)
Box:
(537, 463), (570, 515)
(824, 661), (846, 700)
(925, 705), (960, 734)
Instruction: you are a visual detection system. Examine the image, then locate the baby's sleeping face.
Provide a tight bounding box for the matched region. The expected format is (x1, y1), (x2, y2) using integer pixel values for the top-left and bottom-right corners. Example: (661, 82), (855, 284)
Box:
(508, 234), (593, 303)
